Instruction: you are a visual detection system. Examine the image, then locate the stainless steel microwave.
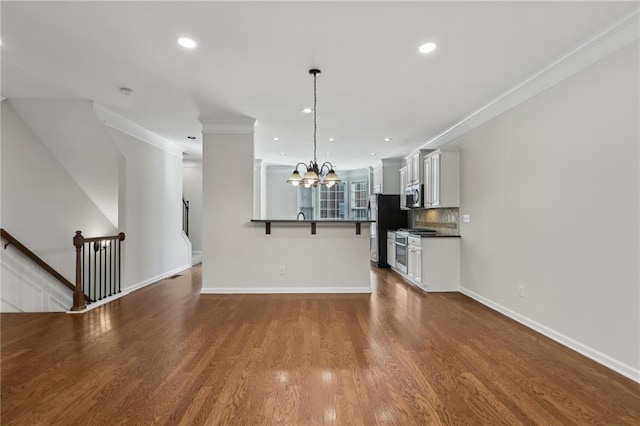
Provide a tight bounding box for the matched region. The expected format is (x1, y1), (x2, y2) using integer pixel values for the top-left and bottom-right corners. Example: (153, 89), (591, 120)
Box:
(406, 184), (423, 208)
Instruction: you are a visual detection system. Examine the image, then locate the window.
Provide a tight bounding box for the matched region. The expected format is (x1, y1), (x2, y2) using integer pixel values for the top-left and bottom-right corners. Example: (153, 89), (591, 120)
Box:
(319, 183), (345, 219)
(350, 181), (368, 220)
(298, 186), (314, 220)
(295, 172), (371, 220)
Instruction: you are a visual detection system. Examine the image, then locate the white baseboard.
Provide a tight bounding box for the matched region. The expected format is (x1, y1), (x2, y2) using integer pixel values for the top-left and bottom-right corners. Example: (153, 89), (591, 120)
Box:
(126, 264), (192, 293)
(201, 286), (372, 294)
(459, 287), (640, 384)
(67, 263), (192, 314)
(192, 251), (202, 265)
(67, 290), (131, 314)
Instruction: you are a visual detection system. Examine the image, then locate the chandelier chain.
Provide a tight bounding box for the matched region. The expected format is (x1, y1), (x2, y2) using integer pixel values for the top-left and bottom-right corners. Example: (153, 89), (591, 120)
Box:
(313, 71), (317, 165)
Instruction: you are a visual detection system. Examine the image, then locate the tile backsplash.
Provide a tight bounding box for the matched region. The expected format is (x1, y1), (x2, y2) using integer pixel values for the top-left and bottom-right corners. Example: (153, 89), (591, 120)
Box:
(410, 208), (459, 235)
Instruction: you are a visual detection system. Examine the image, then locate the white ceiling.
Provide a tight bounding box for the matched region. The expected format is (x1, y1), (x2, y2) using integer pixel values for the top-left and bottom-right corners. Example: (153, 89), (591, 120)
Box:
(1, 1), (636, 170)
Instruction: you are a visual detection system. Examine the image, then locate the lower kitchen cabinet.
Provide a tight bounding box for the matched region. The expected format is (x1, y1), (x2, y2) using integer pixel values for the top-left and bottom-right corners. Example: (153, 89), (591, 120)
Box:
(404, 237), (459, 292)
(386, 231), (396, 268)
(407, 236), (422, 283)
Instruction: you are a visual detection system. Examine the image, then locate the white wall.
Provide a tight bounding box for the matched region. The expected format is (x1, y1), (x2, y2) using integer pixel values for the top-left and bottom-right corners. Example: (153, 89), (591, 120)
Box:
(183, 160), (203, 251)
(201, 118), (371, 293)
(455, 42), (639, 380)
(1, 101), (116, 308)
(266, 165), (298, 219)
(9, 99), (121, 227)
(108, 128), (190, 290)
(373, 158), (403, 194)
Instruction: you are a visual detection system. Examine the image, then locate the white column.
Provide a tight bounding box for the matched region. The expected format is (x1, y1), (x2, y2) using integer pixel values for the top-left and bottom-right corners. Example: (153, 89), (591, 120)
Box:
(200, 116), (256, 289)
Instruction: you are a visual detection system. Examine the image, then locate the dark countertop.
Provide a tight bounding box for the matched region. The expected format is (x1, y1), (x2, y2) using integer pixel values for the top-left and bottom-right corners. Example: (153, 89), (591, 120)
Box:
(251, 219), (373, 235)
(386, 229), (460, 238)
(251, 219), (374, 223)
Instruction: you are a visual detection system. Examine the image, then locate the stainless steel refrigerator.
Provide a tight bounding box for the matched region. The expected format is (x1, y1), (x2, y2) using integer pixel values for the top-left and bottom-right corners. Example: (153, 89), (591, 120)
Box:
(368, 194), (408, 268)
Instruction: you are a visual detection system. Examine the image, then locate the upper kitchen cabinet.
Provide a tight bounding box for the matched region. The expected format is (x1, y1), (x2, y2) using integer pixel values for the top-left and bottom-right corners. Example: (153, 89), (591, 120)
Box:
(405, 152), (423, 185)
(423, 150), (459, 208)
(399, 166), (408, 210)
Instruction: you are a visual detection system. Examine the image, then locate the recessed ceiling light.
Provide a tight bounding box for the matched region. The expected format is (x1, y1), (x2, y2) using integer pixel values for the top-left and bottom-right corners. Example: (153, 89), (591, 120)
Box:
(418, 42), (437, 54)
(119, 87), (133, 96)
(272, 137), (280, 141)
(302, 107), (313, 114)
(279, 152), (286, 156)
(325, 152), (331, 156)
(370, 153), (376, 156)
(187, 136), (196, 140)
(384, 137), (392, 142)
(177, 37), (197, 49)
(328, 137), (336, 142)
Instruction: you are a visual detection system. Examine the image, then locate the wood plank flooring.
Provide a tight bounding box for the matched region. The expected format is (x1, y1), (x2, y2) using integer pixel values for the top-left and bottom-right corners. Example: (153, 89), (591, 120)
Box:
(2, 265), (639, 425)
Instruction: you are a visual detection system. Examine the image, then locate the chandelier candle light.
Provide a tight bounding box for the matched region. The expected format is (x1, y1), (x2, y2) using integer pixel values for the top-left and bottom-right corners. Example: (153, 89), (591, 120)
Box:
(286, 69), (341, 188)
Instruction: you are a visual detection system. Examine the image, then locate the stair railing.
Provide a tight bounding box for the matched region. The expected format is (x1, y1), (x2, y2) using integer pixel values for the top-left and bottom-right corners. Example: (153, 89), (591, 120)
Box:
(72, 231), (126, 311)
(1, 228), (78, 294)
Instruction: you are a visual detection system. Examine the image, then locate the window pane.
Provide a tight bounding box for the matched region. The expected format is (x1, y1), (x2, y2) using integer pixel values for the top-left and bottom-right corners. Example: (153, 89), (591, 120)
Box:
(298, 186), (314, 219)
(319, 183), (345, 219)
(350, 180), (369, 219)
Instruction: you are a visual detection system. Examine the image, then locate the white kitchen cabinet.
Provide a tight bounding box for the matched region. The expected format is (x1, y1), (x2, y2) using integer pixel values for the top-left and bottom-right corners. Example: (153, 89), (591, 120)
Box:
(420, 238), (459, 292)
(407, 236), (422, 284)
(399, 166), (408, 210)
(386, 231), (396, 268)
(405, 152), (422, 185)
(395, 236), (460, 292)
(423, 150), (459, 208)
(411, 153), (421, 184)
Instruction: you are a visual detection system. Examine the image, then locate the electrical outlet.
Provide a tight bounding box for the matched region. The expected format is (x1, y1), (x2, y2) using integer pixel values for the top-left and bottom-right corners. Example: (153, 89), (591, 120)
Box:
(518, 285), (525, 297)
(463, 214), (471, 224)
(279, 265), (285, 275)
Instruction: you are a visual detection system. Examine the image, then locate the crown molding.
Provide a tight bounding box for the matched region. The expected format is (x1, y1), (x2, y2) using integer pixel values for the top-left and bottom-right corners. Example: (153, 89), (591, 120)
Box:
(423, 7), (639, 150)
(93, 103), (184, 158)
(200, 116), (256, 134)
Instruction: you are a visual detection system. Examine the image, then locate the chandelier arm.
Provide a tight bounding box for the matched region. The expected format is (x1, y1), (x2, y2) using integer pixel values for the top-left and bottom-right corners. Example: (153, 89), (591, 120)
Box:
(319, 161), (334, 176)
(294, 162), (310, 173)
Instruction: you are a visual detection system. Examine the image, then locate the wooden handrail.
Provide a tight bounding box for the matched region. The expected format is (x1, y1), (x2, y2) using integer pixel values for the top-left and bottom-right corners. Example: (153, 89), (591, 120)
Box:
(82, 233), (126, 244)
(0, 228), (76, 294)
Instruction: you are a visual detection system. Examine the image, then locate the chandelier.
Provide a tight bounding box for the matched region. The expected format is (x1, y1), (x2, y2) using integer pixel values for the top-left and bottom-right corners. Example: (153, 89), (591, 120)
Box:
(286, 69), (341, 188)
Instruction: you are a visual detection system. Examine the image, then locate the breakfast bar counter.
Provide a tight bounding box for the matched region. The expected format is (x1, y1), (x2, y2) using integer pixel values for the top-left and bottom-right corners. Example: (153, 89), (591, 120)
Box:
(251, 219), (374, 235)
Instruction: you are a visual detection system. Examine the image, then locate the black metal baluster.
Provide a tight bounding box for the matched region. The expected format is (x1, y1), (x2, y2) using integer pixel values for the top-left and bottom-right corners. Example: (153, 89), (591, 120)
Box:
(101, 241), (104, 298)
(103, 240), (106, 297)
(89, 242), (94, 301)
(82, 244), (86, 301)
(109, 239), (113, 297)
(94, 242), (98, 300)
(118, 239), (121, 293)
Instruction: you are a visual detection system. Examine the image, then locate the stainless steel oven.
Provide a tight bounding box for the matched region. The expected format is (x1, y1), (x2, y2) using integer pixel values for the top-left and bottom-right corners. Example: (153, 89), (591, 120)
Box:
(395, 231), (408, 273)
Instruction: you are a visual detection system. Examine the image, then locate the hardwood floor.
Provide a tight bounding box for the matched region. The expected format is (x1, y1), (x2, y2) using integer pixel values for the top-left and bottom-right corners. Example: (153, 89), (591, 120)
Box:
(2, 265), (639, 425)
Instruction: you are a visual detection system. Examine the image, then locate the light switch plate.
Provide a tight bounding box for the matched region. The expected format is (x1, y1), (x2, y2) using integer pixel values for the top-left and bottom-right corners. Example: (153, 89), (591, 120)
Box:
(463, 214), (471, 224)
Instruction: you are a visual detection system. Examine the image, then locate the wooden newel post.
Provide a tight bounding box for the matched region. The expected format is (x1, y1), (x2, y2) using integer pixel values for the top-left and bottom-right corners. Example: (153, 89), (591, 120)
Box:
(71, 230), (86, 311)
